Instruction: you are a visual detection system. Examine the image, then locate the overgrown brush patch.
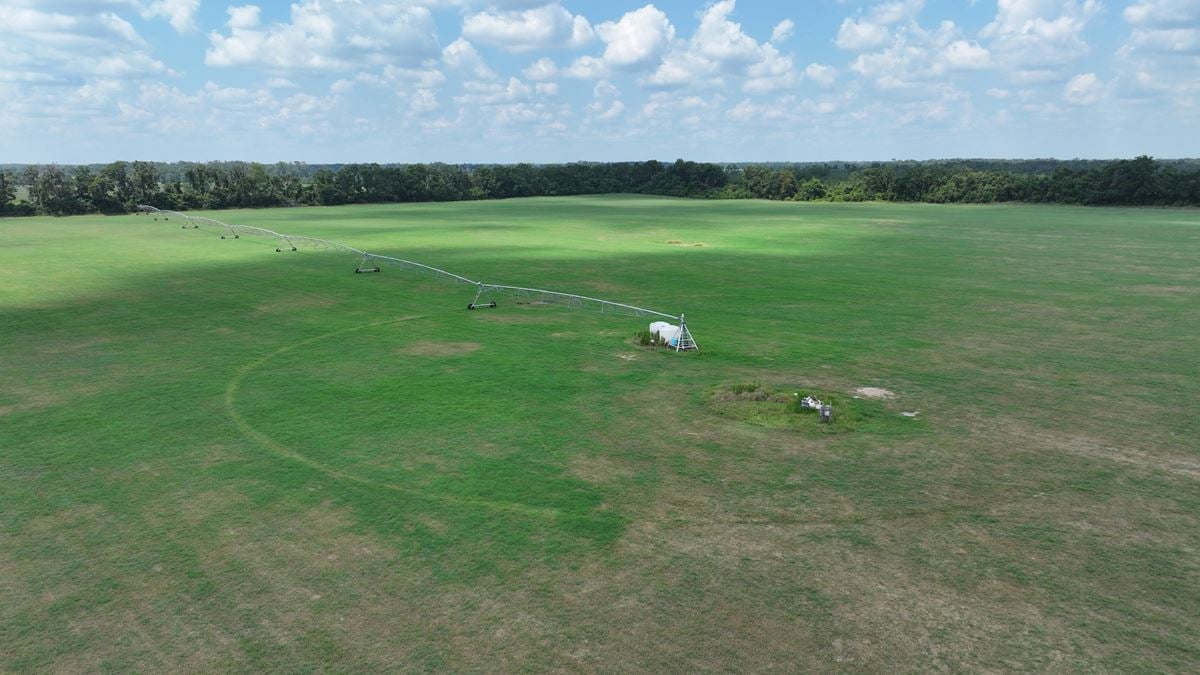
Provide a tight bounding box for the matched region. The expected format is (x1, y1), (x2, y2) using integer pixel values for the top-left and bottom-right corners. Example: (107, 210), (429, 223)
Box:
(708, 382), (921, 434)
(633, 329), (657, 347)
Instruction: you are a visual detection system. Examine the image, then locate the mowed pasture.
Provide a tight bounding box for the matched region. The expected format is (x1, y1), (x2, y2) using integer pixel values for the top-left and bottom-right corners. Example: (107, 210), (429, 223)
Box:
(1, 196), (1198, 671)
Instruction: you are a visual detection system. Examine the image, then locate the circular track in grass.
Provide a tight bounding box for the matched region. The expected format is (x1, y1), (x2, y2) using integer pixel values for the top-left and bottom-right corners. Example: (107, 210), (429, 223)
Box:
(223, 315), (572, 520)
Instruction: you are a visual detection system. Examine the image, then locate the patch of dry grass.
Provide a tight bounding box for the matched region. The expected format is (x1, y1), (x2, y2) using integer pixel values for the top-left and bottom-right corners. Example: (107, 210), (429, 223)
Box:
(396, 341), (482, 357)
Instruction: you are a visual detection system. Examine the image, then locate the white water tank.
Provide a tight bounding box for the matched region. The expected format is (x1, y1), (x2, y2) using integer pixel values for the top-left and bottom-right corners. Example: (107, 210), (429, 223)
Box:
(649, 321), (674, 339)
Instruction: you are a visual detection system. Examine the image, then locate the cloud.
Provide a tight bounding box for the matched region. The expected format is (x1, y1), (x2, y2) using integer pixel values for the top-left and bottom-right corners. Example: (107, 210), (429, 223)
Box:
(586, 79), (625, 120)
(835, 0), (924, 50)
(642, 0), (797, 92)
(724, 92), (861, 126)
(1063, 72), (1102, 104)
(462, 3), (593, 53)
(692, 0), (759, 64)
(743, 45), (795, 93)
(564, 55), (609, 79)
(355, 64), (447, 90)
(942, 40), (991, 70)
(803, 63), (837, 87)
(981, 0), (1101, 81)
(771, 19), (795, 44)
(206, 1), (440, 70)
(1124, 0), (1200, 26)
(141, 0), (199, 33)
(522, 57), (559, 81)
(0, 6), (144, 49)
(442, 38), (496, 80)
(564, 4), (675, 80)
(1122, 0), (1200, 53)
(94, 51), (170, 77)
(410, 89), (439, 112)
(594, 5), (674, 67)
(1113, 0), (1200, 105)
(0, 4), (166, 83)
(455, 77), (533, 105)
(836, 18), (890, 50)
(848, 19), (991, 91)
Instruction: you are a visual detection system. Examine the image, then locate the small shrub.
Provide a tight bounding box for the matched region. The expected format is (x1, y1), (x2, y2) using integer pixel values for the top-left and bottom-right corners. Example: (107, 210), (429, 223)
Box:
(634, 330), (666, 347)
(730, 382), (761, 395)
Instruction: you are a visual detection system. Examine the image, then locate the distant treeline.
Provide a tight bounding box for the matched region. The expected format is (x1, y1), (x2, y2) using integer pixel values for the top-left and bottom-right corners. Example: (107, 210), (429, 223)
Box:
(1, 156), (1197, 217)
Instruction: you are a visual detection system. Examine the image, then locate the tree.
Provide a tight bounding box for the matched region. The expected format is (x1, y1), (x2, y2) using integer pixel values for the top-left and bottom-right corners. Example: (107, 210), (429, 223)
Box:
(88, 173), (125, 214)
(1088, 155), (1160, 205)
(311, 169), (345, 205)
(100, 161), (132, 209)
(0, 169), (17, 215)
(130, 161), (160, 206)
(20, 165), (40, 193)
(31, 165), (76, 215)
(794, 178), (828, 201)
(772, 169), (798, 200)
(72, 166), (96, 213)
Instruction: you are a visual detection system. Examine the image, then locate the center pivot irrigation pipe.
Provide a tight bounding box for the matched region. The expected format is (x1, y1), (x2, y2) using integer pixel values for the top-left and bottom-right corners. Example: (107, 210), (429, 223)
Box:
(136, 205), (699, 351)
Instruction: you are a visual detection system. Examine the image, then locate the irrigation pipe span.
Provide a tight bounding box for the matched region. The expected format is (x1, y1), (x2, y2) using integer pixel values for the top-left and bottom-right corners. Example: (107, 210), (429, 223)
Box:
(137, 205), (698, 350)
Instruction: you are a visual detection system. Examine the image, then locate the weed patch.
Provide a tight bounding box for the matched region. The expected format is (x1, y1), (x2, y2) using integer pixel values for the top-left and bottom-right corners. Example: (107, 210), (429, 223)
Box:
(707, 383), (922, 434)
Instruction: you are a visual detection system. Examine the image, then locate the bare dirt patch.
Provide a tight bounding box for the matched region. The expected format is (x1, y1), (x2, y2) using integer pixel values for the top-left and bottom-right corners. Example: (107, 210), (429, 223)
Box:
(586, 280), (628, 294)
(255, 296), (338, 314)
(663, 240), (707, 247)
(854, 387), (895, 399)
(1128, 284), (1196, 296)
(0, 384), (68, 416)
(973, 415), (1200, 480)
(476, 312), (554, 324)
(397, 341), (481, 357)
(570, 455), (635, 484)
(1038, 430), (1200, 480)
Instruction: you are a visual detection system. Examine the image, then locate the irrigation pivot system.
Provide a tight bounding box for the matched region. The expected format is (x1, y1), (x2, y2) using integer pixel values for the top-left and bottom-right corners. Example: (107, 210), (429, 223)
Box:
(137, 206), (699, 351)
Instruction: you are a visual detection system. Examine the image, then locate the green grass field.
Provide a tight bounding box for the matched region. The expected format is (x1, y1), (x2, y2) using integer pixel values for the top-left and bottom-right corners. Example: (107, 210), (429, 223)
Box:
(2, 196), (1198, 670)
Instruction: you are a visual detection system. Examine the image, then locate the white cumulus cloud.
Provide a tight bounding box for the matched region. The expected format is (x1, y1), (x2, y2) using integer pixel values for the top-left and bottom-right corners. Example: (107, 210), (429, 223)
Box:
(594, 5), (674, 67)
(643, 0), (797, 92)
(836, 0), (924, 50)
(981, 0), (1101, 82)
(141, 0), (199, 33)
(522, 57), (559, 81)
(1114, 0), (1200, 105)
(586, 79), (625, 120)
(771, 19), (795, 44)
(206, 1), (439, 70)
(1063, 72), (1102, 104)
(803, 63), (837, 87)
(443, 38), (496, 81)
(462, 3), (593, 53)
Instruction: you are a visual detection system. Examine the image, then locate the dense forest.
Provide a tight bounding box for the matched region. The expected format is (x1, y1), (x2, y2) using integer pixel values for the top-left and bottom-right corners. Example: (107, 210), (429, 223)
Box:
(1, 156), (1197, 217)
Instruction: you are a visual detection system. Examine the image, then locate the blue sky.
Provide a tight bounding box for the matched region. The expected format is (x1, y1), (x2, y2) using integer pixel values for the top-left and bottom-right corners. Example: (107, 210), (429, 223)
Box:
(1, 0), (1197, 163)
